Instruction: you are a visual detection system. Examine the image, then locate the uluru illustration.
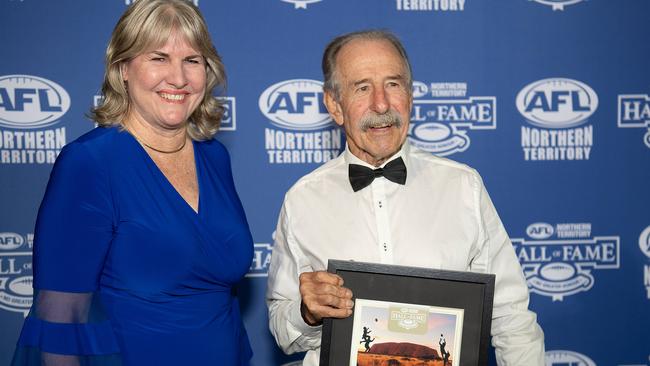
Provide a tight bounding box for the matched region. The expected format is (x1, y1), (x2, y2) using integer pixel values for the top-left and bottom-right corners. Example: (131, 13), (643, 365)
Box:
(356, 341), (453, 366)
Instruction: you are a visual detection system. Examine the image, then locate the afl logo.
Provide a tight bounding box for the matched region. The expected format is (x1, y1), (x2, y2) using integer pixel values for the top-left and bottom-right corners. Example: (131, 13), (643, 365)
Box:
(0, 75), (70, 129)
(0, 233), (24, 251)
(545, 350), (595, 366)
(639, 225), (650, 259)
(526, 222), (554, 239)
(259, 79), (331, 130)
(516, 78), (597, 128)
(412, 81), (429, 98)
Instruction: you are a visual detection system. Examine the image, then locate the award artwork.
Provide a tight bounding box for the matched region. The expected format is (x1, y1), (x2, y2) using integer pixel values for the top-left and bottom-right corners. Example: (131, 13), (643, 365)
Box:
(320, 260), (495, 366)
(350, 299), (463, 366)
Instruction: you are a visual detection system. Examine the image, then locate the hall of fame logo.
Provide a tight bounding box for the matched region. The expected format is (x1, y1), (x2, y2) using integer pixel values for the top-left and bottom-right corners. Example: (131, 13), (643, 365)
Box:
(545, 350), (596, 366)
(618, 94), (650, 148)
(408, 82), (496, 157)
(259, 79), (342, 164)
(0, 232), (33, 316)
(247, 242), (273, 278)
(512, 222), (619, 301)
(282, 0), (322, 9)
(530, 0), (586, 11)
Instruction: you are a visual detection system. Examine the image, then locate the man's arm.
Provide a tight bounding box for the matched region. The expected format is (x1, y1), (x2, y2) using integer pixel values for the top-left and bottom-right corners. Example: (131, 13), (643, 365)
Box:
(472, 175), (545, 365)
(266, 202), (353, 354)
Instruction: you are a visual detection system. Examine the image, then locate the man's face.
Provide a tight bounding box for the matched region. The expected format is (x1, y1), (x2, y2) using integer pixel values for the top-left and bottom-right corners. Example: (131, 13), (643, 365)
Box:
(325, 38), (412, 166)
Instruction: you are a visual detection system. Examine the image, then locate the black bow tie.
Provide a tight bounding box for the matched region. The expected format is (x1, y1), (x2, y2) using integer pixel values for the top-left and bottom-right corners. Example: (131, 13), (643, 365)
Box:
(348, 157), (407, 192)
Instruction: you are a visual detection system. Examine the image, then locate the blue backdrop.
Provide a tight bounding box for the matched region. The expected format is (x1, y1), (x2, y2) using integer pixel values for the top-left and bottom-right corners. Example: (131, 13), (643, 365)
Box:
(1, 1), (649, 365)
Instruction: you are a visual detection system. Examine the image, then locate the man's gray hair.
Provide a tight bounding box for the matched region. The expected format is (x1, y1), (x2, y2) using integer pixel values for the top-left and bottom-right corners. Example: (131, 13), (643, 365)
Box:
(322, 29), (413, 101)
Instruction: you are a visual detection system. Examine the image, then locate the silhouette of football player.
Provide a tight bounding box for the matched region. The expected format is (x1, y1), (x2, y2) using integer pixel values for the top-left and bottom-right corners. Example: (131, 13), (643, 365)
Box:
(360, 326), (376, 352)
(439, 334), (448, 363)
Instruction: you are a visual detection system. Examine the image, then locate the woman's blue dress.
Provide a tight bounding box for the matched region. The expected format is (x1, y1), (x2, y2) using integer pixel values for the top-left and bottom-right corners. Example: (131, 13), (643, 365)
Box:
(12, 127), (254, 365)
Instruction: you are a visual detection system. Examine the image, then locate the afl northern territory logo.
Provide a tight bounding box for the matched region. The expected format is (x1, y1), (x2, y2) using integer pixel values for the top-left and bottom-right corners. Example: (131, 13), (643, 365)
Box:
(259, 79), (331, 131)
(517, 78), (597, 161)
(0, 75), (70, 129)
(260, 79), (342, 164)
(516, 78), (597, 129)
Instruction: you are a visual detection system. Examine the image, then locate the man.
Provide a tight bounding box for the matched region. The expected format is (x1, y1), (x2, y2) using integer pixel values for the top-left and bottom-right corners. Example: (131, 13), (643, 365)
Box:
(266, 30), (544, 365)
(439, 334), (450, 365)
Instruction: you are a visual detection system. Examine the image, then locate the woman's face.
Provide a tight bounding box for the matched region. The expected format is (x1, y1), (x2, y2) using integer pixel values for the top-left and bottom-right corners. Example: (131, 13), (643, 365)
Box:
(122, 31), (206, 132)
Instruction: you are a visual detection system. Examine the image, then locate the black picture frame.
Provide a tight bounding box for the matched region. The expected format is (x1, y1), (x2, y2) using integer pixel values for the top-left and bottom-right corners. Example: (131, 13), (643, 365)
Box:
(320, 260), (495, 366)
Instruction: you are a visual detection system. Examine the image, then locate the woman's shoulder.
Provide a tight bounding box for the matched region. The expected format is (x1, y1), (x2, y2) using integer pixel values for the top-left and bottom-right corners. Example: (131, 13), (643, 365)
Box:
(195, 137), (232, 163)
(196, 137), (228, 154)
(56, 127), (124, 169)
(71, 126), (122, 149)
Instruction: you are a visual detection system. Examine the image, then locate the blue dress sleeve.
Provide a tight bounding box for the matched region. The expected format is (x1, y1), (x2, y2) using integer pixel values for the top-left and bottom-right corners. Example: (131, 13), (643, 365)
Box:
(12, 141), (122, 365)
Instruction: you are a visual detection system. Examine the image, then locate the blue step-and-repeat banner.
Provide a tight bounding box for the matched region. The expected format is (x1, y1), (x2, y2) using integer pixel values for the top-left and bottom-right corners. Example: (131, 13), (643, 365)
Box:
(1, 0), (649, 365)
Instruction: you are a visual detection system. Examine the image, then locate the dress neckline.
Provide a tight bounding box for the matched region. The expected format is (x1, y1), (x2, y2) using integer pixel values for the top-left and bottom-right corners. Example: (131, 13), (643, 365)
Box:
(123, 129), (203, 216)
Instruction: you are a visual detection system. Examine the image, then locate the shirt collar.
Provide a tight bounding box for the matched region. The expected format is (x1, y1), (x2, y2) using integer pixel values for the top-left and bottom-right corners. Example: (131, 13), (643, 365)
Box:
(343, 140), (411, 169)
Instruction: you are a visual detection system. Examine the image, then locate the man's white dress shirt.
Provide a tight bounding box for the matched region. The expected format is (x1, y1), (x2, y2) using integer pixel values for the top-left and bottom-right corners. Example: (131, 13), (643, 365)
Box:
(266, 142), (544, 366)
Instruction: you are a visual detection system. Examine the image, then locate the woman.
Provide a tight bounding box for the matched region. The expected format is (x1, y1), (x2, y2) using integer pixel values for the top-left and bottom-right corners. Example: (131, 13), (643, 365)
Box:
(12, 1), (253, 365)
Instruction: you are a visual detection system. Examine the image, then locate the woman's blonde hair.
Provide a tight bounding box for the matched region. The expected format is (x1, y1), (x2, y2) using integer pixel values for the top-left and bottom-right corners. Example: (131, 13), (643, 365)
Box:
(90, 0), (226, 140)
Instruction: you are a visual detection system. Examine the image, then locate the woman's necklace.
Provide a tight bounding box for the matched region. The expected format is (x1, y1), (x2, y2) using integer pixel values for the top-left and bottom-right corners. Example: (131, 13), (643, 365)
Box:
(130, 129), (187, 154)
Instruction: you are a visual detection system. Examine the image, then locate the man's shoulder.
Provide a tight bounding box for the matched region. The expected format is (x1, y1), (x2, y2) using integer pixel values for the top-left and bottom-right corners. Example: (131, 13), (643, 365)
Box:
(285, 153), (347, 198)
(408, 145), (479, 178)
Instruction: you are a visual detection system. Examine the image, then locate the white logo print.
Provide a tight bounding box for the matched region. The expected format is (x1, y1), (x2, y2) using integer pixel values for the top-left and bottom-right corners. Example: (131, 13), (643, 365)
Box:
(396, 0), (466, 11)
(0, 232), (33, 316)
(641, 226), (650, 300)
(259, 79), (331, 130)
(260, 79), (342, 164)
(513, 223), (620, 301)
(516, 78), (597, 129)
(0, 75), (70, 129)
(618, 94), (650, 148)
(545, 350), (596, 366)
(640, 225), (650, 259)
(282, 0), (322, 9)
(517, 78), (597, 161)
(526, 223), (555, 240)
(220, 97), (236, 131)
(247, 243), (273, 278)
(531, 0), (586, 11)
(0, 232), (24, 251)
(408, 82), (496, 156)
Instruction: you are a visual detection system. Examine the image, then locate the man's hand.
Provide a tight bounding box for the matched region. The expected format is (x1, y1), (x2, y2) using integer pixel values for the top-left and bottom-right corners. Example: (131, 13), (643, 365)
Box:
(299, 271), (354, 326)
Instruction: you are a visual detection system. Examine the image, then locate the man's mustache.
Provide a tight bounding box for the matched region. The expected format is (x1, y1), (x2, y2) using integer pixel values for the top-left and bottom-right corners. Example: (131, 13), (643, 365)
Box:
(360, 109), (403, 131)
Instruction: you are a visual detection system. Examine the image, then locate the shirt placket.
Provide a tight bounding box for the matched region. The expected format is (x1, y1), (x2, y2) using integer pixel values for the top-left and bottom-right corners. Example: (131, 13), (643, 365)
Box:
(371, 177), (393, 264)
